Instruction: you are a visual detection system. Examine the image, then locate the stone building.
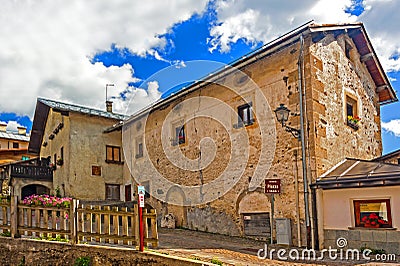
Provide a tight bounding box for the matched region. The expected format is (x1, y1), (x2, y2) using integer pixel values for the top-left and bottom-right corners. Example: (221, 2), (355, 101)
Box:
(122, 22), (397, 248)
(21, 98), (130, 201)
(373, 148), (400, 165)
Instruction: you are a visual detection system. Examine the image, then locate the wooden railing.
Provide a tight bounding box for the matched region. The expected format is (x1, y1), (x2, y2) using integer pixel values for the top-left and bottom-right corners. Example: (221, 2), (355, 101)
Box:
(17, 202), (74, 241)
(0, 199), (11, 235)
(10, 165), (53, 180)
(0, 197), (158, 248)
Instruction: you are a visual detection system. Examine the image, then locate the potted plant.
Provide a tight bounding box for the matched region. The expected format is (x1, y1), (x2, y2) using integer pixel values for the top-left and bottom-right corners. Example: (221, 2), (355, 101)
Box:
(362, 213), (388, 228)
(56, 158), (63, 166)
(49, 163), (56, 170)
(347, 115), (361, 130)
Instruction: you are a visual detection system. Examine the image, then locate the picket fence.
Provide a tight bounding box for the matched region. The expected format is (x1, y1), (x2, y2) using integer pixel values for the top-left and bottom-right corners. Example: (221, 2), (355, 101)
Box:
(0, 197), (158, 248)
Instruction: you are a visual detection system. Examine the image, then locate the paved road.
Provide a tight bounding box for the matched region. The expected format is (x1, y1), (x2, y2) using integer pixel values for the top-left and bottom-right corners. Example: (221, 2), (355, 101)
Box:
(156, 228), (399, 266)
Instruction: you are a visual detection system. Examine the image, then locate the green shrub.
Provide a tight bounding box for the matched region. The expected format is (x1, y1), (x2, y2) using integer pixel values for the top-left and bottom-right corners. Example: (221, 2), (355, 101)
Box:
(74, 256), (91, 266)
(211, 257), (223, 265)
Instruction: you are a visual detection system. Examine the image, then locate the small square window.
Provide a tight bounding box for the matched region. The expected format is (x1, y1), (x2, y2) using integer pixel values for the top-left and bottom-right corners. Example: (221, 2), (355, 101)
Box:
(13, 142), (19, 149)
(92, 165), (101, 176)
(353, 199), (392, 228)
(237, 102), (254, 127)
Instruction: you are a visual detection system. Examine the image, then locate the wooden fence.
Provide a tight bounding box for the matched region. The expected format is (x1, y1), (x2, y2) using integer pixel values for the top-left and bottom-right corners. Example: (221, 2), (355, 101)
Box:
(0, 197), (158, 248)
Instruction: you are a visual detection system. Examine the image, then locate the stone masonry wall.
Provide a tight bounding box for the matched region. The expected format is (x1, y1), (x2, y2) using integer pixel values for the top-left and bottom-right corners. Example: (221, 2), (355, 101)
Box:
(124, 31), (383, 246)
(0, 237), (205, 266)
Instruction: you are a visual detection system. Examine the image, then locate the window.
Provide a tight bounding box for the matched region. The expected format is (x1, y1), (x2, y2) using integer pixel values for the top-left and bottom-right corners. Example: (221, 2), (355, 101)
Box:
(125, 185), (132, 202)
(106, 145), (121, 163)
(60, 147), (64, 161)
(397, 158), (400, 165)
(237, 102), (254, 127)
(346, 96), (357, 117)
(353, 199), (392, 228)
(136, 139), (143, 158)
(91, 165), (101, 176)
(345, 95), (359, 129)
(105, 184), (120, 200)
(174, 125), (185, 145)
(13, 142), (19, 149)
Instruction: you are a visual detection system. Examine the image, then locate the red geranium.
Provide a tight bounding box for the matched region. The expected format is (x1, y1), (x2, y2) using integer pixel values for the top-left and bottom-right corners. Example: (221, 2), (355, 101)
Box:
(362, 213), (388, 227)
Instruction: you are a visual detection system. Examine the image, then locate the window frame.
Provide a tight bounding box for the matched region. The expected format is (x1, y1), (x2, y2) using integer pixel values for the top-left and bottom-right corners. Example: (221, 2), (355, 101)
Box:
(353, 199), (392, 228)
(237, 102), (254, 128)
(135, 138), (143, 158)
(346, 95), (358, 118)
(106, 145), (122, 163)
(173, 124), (186, 146)
(105, 184), (120, 201)
(91, 165), (102, 176)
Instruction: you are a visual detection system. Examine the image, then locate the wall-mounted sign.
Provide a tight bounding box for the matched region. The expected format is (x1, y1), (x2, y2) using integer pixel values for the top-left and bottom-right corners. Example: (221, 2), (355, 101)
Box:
(265, 179), (281, 194)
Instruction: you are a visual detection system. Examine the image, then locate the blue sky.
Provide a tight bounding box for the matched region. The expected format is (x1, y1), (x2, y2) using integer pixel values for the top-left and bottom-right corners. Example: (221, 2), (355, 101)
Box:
(0, 0), (399, 154)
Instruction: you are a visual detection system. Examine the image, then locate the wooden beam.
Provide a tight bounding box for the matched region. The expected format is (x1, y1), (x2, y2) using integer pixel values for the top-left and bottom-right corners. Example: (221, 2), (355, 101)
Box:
(360, 52), (374, 62)
(376, 85), (388, 92)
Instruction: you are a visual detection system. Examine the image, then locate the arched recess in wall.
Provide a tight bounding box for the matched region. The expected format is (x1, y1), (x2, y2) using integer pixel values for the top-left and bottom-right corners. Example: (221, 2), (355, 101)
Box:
(236, 189), (271, 214)
(236, 189), (272, 238)
(165, 185), (187, 227)
(21, 184), (51, 199)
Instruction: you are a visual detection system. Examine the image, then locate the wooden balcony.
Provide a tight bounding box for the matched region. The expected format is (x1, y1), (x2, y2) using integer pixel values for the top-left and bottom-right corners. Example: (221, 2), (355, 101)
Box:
(10, 164), (53, 181)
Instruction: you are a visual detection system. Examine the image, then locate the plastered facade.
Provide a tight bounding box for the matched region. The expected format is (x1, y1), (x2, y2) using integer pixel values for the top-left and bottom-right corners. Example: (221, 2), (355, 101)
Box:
(39, 109), (126, 200)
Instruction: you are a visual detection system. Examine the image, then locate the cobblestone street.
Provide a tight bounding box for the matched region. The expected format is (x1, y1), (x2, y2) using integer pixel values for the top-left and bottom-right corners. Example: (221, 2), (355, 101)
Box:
(156, 228), (399, 266)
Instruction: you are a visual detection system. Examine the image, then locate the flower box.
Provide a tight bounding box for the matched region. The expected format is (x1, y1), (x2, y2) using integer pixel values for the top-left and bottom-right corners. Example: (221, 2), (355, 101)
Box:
(347, 115), (360, 130)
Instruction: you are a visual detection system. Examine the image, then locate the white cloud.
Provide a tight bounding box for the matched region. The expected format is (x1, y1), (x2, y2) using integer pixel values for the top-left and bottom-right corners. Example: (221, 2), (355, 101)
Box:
(359, 0), (400, 71)
(113, 81), (162, 116)
(208, 0), (400, 73)
(0, 0), (208, 117)
(208, 0), (357, 53)
(382, 119), (400, 137)
(0, 121), (25, 133)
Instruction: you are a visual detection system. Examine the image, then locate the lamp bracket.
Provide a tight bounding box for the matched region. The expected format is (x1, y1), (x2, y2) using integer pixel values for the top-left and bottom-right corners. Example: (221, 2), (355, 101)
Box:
(284, 125), (301, 140)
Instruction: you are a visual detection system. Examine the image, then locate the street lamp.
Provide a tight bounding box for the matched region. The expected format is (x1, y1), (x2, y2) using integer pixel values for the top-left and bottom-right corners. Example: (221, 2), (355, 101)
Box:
(274, 104), (300, 140)
(274, 102), (311, 248)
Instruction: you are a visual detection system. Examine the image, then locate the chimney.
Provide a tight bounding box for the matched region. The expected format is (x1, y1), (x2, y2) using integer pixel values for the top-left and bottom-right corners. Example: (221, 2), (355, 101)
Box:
(0, 122), (6, 132)
(106, 101), (113, 113)
(17, 126), (27, 135)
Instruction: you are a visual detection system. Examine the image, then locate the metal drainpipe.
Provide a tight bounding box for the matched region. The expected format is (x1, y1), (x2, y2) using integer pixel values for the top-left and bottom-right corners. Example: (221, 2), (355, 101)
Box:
(298, 34), (311, 248)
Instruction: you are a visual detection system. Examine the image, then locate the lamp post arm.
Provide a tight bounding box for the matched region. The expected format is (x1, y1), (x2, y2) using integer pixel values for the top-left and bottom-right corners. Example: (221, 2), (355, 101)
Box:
(284, 126), (301, 140)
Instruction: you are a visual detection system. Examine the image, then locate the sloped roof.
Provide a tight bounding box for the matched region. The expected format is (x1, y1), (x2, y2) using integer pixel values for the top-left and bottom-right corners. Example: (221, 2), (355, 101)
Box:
(28, 98), (128, 154)
(0, 131), (30, 142)
(312, 158), (400, 189)
(124, 22), (397, 127)
(38, 98), (128, 120)
(373, 148), (400, 162)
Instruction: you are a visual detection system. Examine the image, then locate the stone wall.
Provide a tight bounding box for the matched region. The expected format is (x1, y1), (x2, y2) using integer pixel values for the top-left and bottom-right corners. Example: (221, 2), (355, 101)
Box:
(0, 237), (208, 266)
(324, 229), (400, 255)
(123, 30), (385, 246)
